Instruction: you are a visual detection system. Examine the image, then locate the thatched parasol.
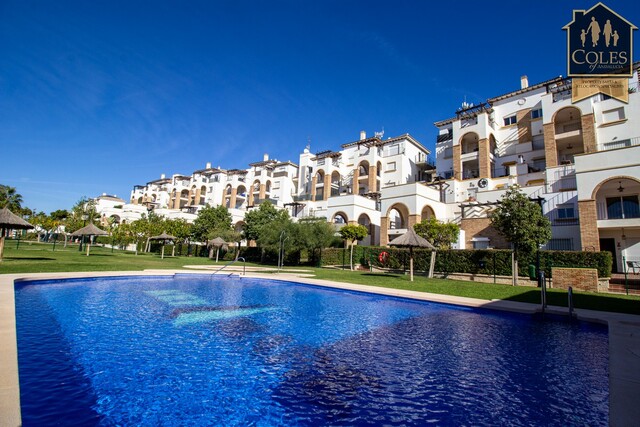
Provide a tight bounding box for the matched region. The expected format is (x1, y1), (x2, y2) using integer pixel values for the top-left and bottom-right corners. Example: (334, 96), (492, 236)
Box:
(149, 232), (176, 259)
(71, 223), (108, 256)
(208, 237), (228, 262)
(0, 207), (34, 261)
(389, 228), (436, 282)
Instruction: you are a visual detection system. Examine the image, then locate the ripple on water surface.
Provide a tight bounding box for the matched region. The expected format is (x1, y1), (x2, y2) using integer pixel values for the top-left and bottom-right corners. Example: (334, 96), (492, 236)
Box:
(15, 276), (608, 426)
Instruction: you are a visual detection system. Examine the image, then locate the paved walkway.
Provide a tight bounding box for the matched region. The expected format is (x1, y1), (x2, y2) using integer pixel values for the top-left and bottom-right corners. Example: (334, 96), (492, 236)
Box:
(1, 270), (638, 426)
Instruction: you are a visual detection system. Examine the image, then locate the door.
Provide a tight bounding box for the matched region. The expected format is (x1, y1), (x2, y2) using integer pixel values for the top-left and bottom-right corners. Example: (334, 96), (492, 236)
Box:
(600, 238), (618, 273)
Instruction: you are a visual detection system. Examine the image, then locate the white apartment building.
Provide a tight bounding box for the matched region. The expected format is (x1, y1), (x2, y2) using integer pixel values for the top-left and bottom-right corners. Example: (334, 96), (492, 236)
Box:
(99, 65), (640, 272)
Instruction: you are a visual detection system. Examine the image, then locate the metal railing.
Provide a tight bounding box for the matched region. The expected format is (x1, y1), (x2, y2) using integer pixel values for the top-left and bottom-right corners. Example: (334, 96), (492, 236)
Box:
(598, 136), (640, 152)
(212, 257), (246, 277)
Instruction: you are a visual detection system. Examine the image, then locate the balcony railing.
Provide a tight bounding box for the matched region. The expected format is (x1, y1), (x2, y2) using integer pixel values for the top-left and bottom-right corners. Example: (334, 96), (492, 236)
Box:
(462, 169), (479, 180)
(598, 136), (640, 152)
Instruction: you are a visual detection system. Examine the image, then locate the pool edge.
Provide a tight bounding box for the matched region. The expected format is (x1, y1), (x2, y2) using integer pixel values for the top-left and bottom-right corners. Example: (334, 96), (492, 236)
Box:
(2, 270), (639, 426)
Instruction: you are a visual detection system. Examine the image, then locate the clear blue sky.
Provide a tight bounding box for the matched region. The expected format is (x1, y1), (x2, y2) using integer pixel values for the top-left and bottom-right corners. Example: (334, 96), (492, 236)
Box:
(1, 0), (637, 214)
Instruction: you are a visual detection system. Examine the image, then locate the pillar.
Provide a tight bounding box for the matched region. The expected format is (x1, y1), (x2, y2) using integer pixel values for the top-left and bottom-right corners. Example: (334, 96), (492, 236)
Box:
(230, 187), (238, 210)
(259, 183), (266, 201)
(516, 108), (532, 143)
(581, 114), (597, 153)
(544, 123), (558, 168)
(352, 168), (360, 195)
(578, 199), (600, 250)
(368, 165), (377, 193)
(453, 145), (462, 180)
(323, 173), (331, 200)
(408, 214), (420, 229)
(380, 217), (389, 246)
(248, 191), (254, 206)
(311, 175), (317, 201)
(478, 138), (491, 179)
(195, 188), (202, 205)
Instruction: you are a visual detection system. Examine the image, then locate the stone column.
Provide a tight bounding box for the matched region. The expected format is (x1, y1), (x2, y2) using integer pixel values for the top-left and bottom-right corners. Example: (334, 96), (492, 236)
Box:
(230, 187), (238, 210)
(453, 144), (462, 180)
(352, 168), (359, 195)
(248, 191), (254, 206)
(380, 217), (389, 246)
(581, 114), (597, 153)
(543, 123), (558, 168)
(578, 199), (600, 250)
(368, 165), (377, 193)
(195, 188), (202, 205)
(478, 138), (490, 179)
(311, 175), (317, 201)
(259, 183), (266, 200)
(516, 108), (532, 143)
(323, 173), (331, 200)
(408, 214), (421, 229)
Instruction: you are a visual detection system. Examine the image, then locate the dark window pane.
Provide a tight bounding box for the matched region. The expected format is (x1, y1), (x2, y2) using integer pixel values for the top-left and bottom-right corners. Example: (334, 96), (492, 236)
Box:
(607, 197), (623, 219)
(622, 196), (640, 218)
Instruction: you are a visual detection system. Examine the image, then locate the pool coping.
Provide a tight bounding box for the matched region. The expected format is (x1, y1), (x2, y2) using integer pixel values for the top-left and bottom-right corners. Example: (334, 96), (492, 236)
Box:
(1, 269), (638, 426)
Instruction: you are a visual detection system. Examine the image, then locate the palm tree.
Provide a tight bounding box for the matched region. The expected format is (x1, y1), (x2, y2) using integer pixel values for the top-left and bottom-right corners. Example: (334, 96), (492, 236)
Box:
(0, 185), (23, 212)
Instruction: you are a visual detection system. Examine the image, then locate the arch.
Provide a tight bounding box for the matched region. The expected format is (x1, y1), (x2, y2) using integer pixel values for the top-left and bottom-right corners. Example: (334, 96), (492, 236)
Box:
(551, 105), (583, 123)
(110, 214), (121, 224)
(234, 221), (246, 235)
(333, 212), (348, 224)
(265, 180), (272, 194)
(252, 180), (261, 193)
(421, 205), (436, 220)
(358, 160), (370, 176)
(179, 189), (189, 208)
(357, 213), (373, 245)
(459, 132), (479, 154)
(225, 184), (233, 195)
(376, 161), (382, 177)
(489, 134), (497, 156)
(386, 203), (410, 230)
(235, 185), (247, 209)
(331, 171), (341, 196)
(199, 186), (206, 205)
(137, 197), (143, 204)
(590, 175), (640, 200)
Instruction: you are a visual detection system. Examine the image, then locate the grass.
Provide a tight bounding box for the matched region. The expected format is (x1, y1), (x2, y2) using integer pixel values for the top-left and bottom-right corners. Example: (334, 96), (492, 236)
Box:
(2, 240), (639, 315)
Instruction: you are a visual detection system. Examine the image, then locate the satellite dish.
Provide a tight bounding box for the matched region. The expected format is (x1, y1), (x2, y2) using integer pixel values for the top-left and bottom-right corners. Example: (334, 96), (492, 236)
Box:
(478, 178), (488, 188)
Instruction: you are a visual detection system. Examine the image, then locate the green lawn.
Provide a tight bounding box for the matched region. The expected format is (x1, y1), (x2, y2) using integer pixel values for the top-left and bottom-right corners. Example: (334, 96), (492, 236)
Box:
(2, 240), (638, 315)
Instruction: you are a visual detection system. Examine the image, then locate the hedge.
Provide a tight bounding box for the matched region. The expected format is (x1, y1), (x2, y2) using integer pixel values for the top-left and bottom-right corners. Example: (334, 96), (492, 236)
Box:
(320, 247), (613, 278)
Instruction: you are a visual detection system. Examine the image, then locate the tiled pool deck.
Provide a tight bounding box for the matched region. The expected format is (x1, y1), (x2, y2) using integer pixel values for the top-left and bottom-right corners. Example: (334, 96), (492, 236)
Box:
(1, 270), (638, 426)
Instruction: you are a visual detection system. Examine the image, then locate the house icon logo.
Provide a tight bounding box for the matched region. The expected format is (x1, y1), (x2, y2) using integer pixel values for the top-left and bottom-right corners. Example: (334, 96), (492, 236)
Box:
(564, 2), (636, 77)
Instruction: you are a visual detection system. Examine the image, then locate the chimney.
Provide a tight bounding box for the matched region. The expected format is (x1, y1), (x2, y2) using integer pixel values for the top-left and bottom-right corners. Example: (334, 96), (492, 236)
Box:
(360, 130), (366, 141)
(263, 153), (269, 161)
(520, 75), (529, 89)
(161, 173), (165, 179)
(206, 162), (211, 169)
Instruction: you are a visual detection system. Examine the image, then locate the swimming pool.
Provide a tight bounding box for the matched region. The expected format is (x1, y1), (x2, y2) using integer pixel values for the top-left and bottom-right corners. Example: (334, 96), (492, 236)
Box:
(15, 275), (608, 425)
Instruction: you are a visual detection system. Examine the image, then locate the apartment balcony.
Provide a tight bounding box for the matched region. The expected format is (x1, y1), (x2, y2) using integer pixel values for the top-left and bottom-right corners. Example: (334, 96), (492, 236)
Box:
(415, 153), (436, 169)
(597, 136), (640, 152)
(546, 165), (577, 193)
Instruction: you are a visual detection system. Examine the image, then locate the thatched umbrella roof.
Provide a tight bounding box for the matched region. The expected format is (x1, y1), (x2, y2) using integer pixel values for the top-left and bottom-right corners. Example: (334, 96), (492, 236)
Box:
(208, 237), (227, 247)
(388, 228), (435, 249)
(389, 229), (435, 282)
(0, 207), (35, 261)
(70, 223), (108, 237)
(0, 207), (34, 230)
(149, 232), (176, 241)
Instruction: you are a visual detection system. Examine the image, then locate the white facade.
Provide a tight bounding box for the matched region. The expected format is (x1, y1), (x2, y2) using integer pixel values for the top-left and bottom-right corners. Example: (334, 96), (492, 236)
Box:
(98, 65), (640, 266)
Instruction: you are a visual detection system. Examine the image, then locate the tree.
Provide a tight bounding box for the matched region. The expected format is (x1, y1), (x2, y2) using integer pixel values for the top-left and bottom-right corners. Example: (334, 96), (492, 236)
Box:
(297, 217), (336, 265)
(0, 185), (23, 212)
(65, 197), (98, 234)
(243, 201), (289, 243)
(192, 205), (232, 242)
(414, 217), (460, 249)
(339, 224), (368, 271)
(490, 185), (551, 284)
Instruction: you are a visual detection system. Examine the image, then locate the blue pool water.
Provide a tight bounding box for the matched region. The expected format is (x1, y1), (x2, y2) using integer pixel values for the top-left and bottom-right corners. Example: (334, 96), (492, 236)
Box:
(15, 275), (608, 426)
